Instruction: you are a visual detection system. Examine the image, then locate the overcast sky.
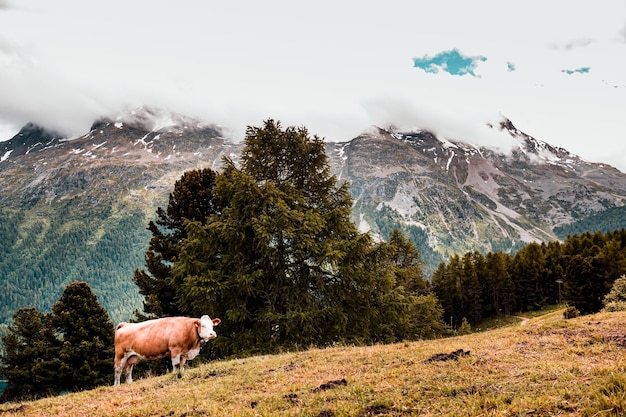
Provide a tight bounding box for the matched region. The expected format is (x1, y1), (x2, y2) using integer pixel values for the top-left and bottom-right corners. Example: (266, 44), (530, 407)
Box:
(1, 1), (625, 171)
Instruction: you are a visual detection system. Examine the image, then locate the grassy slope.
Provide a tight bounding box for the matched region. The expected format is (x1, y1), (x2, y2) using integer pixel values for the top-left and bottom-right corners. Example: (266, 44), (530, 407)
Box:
(3, 310), (626, 416)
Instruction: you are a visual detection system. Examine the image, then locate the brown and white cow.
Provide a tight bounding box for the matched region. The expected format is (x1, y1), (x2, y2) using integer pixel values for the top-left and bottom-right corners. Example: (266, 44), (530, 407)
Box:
(113, 315), (220, 385)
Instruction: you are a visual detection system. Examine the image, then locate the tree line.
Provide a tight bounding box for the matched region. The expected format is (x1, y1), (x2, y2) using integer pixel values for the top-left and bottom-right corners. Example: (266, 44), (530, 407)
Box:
(431, 229), (626, 327)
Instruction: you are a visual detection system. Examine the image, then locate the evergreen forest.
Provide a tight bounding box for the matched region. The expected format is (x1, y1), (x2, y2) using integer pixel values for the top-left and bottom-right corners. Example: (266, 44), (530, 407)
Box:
(0, 202), (149, 325)
(431, 229), (626, 327)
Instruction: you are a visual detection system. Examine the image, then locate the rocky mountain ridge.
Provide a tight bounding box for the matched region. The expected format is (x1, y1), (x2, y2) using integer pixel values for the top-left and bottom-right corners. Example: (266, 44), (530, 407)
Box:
(1, 109), (237, 208)
(330, 119), (626, 260)
(1, 110), (625, 323)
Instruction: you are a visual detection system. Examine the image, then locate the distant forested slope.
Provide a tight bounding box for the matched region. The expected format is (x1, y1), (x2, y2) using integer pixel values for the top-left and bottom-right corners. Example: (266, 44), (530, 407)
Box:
(554, 206), (626, 239)
(0, 202), (149, 325)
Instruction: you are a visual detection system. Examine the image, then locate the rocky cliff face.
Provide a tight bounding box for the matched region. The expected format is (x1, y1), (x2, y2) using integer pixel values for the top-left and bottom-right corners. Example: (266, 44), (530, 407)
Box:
(1, 111), (625, 322)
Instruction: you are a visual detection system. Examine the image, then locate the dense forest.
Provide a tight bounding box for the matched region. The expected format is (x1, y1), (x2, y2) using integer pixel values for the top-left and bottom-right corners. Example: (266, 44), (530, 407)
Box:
(431, 229), (626, 327)
(553, 205), (626, 239)
(0, 203), (149, 324)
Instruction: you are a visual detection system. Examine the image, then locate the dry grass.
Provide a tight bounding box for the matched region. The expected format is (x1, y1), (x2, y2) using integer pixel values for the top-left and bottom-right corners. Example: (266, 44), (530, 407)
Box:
(3, 310), (626, 416)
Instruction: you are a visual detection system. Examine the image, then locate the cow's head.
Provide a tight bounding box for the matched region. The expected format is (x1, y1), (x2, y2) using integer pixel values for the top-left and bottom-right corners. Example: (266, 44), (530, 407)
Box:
(197, 315), (221, 343)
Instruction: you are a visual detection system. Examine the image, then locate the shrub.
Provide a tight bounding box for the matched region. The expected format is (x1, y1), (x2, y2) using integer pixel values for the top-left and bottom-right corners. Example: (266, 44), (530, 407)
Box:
(563, 306), (580, 319)
(459, 317), (472, 335)
(603, 275), (626, 312)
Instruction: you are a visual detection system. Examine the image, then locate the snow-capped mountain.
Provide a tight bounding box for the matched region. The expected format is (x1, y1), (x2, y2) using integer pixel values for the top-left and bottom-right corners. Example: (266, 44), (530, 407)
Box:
(326, 118), (626, 266)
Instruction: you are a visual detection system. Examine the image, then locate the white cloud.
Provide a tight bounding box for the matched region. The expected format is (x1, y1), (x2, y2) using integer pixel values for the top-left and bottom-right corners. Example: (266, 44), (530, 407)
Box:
(0, 0), (625, 172)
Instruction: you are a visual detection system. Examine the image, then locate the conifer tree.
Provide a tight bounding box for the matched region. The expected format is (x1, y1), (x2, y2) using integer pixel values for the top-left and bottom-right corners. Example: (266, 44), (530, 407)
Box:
(175, 120), (357, 352)
(387, 228), (428, 294)
(563, 254), (600, 314)
(1, 282), (114, 401)
(0, 308), (59, 401)
(511, 242), (547, 311)
(542, 241), (565, 305)
(174, 120), (445, 355)
(460, 251), (484, 323)
(484, 251), (515, 316)
(133, 168), (218, 318)
(51, 282), (114, 391)
(431, 256), (464, 328)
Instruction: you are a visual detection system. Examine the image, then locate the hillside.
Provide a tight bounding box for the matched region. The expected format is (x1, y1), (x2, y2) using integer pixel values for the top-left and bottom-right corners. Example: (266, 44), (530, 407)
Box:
(1, 110), (626, 324)
(2, 310), (626, 416)
(0, 110), (239, 323)
(554, 205), (626, 239)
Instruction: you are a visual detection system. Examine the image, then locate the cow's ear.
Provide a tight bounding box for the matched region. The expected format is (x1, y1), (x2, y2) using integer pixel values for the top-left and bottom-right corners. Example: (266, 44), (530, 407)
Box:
(212, 318), (221, 326)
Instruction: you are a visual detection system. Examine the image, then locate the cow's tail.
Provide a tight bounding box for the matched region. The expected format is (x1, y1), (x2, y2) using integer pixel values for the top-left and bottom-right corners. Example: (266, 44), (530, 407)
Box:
(115, 322), (128, 332)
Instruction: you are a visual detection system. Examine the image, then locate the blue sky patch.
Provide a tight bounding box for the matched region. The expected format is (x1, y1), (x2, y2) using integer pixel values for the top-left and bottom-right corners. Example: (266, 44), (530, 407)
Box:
(562, 67), (591, 75)
(413, 49), (487, 77)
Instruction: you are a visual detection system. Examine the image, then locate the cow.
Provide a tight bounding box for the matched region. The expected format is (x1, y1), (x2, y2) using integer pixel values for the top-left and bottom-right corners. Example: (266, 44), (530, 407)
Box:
(113, 315), (221, 385)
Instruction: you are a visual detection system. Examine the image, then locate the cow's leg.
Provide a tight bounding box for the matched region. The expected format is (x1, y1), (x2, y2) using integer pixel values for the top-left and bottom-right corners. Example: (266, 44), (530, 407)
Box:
(170, 348), (183, 378)
(179, 355), (188, 374)
(113, 354), (127, 386)
(114, 366), (122, 386)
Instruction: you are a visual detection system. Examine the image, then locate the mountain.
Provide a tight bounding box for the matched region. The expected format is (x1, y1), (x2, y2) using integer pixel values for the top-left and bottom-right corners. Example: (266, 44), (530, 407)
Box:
(1, 110), (625, 324)
(327, 119), (626, 271)
(0, 108), (240, 323)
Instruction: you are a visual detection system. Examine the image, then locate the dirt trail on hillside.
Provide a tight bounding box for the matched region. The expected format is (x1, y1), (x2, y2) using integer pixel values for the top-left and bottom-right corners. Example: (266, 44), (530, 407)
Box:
(513, 316), (530, 325)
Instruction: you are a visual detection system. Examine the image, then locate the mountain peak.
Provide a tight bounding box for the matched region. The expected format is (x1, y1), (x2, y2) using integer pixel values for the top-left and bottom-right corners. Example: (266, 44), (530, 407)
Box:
(496, 116), (518, 133)
(111, 106), (212, 134)
(1, 122), (65, 161)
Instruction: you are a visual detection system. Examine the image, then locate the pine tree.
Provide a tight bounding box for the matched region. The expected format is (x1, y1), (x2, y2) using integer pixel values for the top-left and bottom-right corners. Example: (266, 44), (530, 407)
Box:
(561, 230), (626, 315)
(0, 308), (59, 401)
(387, 228), (428, 294)
(593, 236), (626, 296)
(175, 120), (358, 353)
(431, 255), (465, 329)
(51, 282), (114, 392)
(511, 242), (547, 311)
(133, 168), (218, 318)
(381, 229), (445, 339)
(460, 252), (484, 324)
(484, 251), (515, 317)
(542, 241), (565, 305)
(563, 254), (599, 314)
